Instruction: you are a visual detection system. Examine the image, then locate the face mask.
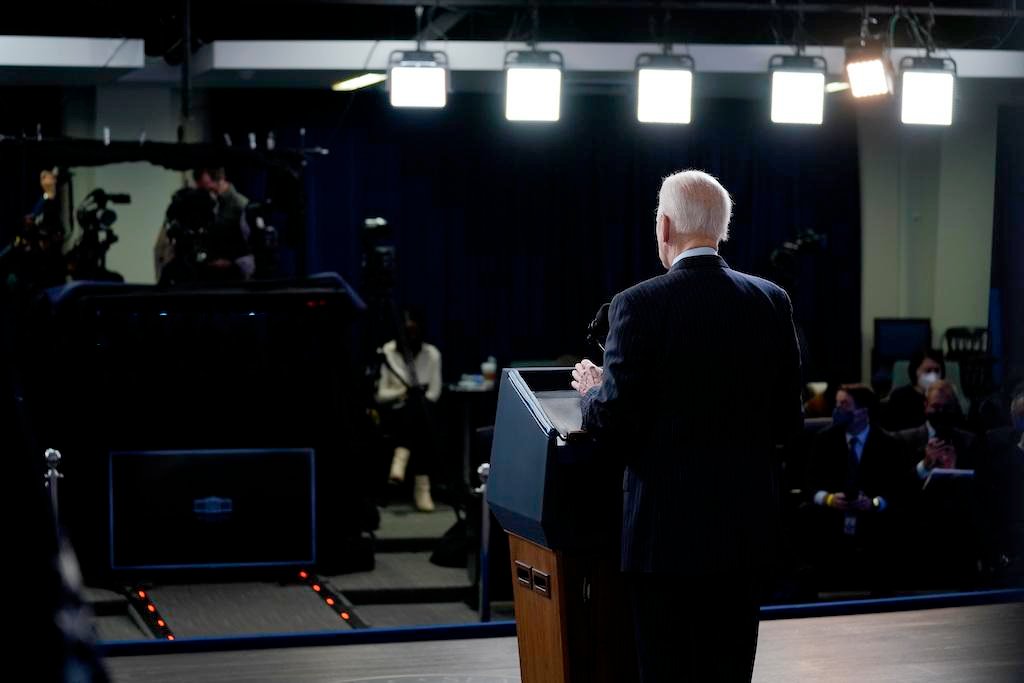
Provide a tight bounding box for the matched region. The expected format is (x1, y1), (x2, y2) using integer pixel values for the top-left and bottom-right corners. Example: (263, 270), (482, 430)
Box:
(918, 371), (940, 391)
(832, 408), (854, 429)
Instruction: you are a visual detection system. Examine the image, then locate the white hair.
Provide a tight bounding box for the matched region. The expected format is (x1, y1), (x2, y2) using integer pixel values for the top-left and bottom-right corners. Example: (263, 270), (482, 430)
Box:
(657, 170), (732, 243)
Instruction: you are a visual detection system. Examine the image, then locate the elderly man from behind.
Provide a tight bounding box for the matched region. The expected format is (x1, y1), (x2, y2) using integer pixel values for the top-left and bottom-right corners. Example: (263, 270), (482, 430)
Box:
(571, 170), (802, 682)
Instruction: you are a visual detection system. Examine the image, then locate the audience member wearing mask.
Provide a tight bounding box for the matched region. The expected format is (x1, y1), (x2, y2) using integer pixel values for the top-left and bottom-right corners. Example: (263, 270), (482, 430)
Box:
(375, 309), (442, 512)
(804, 385), (912, 592)
(896, 380), (983, 587)
(884, 348), (945, 431)
(981, 389), (1024, 583)
(896, 380), (977, 478)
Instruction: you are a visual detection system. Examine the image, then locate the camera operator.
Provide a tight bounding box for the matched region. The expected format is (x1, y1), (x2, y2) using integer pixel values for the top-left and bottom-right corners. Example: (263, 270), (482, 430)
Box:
(155, 166), (254, 283)
(1, 169), (66, 293)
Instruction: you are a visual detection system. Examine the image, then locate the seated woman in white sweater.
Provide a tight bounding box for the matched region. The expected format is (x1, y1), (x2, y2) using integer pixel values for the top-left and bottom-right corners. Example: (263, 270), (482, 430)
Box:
(376, 310), (442, 512)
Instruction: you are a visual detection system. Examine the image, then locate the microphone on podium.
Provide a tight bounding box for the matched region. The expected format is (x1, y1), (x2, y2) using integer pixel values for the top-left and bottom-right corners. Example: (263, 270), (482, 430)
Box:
(586, 303), (611, 353)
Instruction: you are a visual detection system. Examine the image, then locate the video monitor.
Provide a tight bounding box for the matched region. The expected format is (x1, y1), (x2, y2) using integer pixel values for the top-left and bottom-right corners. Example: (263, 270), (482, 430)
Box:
(109, 448), (315, 570)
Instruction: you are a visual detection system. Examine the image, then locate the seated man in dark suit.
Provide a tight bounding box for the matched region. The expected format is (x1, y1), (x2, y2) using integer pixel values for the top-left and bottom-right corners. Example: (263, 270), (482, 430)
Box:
(805, 384), (912, 592)
(896, 380), (977, 477)
(895, 380), (983, 587)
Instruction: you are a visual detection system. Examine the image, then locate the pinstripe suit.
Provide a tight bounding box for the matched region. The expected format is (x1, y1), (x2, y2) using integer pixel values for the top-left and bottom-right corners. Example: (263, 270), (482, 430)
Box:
(581, 254), (802, 681)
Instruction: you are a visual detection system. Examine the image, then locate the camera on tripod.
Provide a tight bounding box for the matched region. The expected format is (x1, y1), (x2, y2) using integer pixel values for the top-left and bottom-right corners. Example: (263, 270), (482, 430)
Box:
(66, 189), (130, 282)
(361, 217), (397, 295)
(243, 201), (279, 279)
(164, 187), (218, 268)
(75, 189), (129, 234)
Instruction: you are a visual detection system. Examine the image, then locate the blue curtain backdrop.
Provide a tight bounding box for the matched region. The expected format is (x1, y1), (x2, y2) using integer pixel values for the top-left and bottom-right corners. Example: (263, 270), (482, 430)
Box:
(213, 88), (862, 383)
(990, 105), (1024, 388)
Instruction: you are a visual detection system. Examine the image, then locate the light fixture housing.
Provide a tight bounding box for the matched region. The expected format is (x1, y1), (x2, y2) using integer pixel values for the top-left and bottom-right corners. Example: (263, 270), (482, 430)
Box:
(769, 55), (827, 125)
(844, 37), (892, 98)
(504, 50), (564, 122)
(635, 53), (695, 124)
(899, 55), (956, 126)
(332, 73), (387, 92)
(387, 50), (449, 108)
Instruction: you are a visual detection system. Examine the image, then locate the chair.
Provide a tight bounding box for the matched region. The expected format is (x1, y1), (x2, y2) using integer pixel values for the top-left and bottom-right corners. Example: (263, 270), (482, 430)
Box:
(943, 327), (989, 358)
(943, 327), (993, 400)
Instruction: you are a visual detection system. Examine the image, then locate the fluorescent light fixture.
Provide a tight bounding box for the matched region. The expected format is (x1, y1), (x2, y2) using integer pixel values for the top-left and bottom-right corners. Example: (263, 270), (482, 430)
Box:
(900, 56), (956, 126)
(769, 55), (826, 125)
(845, 38), (892, 98)
(636, 53), (695, 124)
(387, 50), (448, 108)
(504, 50), (564, 122)
(331, 73), (387, 92)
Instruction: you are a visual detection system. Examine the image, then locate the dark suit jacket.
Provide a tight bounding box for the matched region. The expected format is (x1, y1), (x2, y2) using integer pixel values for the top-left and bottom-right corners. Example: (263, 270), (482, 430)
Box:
(893, 424), (978, 471)
(580, 255), (803, 575)
(882, 384), (926, 432)
(807, 425), (912, 510)
(805, 425), (914, 550)
(982, 427), (1024, 561)
(892, 424), (983, 569)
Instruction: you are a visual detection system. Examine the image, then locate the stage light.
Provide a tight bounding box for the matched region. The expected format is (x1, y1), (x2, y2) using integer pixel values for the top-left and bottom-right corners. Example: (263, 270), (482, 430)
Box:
(167, 635), (175, 641)
(845, 37), (892, 98)
(137, 590), (146, 599)
(331, 73), (387, 92)
(825, 80), (850, 94)
(387, 51), (448, 109)
(900, 56), (955, 126)
(298, 571), (308, 580)
(340, 612), (351, 620)
(636, 53), (694, 124)
(769, 55), (826, 125)
(312, 584), (321, 592)
(326, 598), (335, 606)
(504, 50), (563, 122)
(157, 619), (166, 627)
(147, 604), (156, 613)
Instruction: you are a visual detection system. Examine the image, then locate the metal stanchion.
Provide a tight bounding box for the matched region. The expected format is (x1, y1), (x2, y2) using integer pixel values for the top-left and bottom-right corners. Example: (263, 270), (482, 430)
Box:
(476, 462), (491, 622)
(44, 448), (63, 521)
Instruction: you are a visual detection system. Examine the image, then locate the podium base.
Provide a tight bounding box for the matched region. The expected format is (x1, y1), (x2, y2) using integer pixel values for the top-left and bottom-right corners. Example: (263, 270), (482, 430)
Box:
(508, 534), (638, 683)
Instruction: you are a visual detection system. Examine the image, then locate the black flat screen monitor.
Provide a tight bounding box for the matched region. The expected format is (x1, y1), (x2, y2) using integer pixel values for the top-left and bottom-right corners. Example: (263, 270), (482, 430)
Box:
(109, 448), (315, 570)
(874, 318), (933, 362)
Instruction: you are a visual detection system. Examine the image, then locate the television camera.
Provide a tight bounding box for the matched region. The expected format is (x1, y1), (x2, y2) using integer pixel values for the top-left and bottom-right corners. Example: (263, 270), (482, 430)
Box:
(66, 189), (129, 282)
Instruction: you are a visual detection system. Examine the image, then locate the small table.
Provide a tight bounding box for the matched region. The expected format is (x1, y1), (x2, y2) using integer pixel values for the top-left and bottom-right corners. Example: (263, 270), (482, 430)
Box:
(446, 382), (498, 488)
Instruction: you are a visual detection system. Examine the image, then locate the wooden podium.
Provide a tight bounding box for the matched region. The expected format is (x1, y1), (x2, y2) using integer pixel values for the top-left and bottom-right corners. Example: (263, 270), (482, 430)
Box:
(488, 368), (637, 683)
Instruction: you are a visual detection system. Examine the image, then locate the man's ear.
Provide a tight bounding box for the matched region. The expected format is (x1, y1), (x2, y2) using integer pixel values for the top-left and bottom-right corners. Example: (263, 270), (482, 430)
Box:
(659, 215), (672, 245)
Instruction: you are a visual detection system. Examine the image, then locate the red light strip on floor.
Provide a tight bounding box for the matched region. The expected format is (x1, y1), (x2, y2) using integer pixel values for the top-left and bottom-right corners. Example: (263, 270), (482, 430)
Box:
(295, 570), (368, 629)
(127, 586), (175, 641)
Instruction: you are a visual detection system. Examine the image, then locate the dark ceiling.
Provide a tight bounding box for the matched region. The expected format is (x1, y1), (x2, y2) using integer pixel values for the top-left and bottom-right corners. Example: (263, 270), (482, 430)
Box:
(10, 1), (1024, 56)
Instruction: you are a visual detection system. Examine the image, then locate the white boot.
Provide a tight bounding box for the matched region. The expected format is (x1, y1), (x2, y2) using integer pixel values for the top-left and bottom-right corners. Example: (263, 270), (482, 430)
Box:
(389, 447), (410, 484)
(413, 475), (435, 512)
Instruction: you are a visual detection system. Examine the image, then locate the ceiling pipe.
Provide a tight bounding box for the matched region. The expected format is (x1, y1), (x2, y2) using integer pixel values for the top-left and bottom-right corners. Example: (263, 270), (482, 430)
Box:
(313, 1), (1024, 19)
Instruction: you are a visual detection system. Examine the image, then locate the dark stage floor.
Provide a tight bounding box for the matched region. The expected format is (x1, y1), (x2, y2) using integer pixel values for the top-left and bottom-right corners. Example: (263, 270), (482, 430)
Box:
(89, 502), (493, 639)
(106, 602), (1024, 682)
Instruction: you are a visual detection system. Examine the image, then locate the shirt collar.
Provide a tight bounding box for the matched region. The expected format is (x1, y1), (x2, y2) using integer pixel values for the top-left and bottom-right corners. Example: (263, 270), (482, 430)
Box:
(846, 425), (870, 445)
(671, 246), (719, 267)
